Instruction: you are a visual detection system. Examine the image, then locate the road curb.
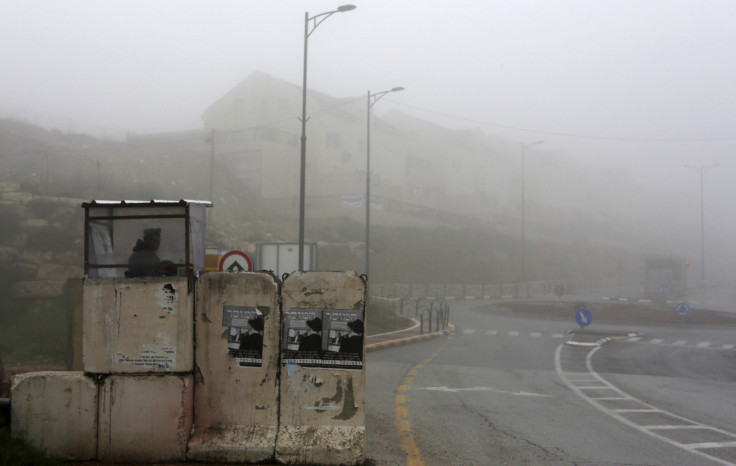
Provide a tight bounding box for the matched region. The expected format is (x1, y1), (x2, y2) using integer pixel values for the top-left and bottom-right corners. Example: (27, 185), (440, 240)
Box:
(366, 327), (454, 352)
(565, 331), (638, 347)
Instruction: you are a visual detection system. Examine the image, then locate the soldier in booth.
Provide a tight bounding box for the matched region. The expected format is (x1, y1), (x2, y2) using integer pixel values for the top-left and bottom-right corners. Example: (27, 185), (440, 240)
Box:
(126, 228), (175, 277)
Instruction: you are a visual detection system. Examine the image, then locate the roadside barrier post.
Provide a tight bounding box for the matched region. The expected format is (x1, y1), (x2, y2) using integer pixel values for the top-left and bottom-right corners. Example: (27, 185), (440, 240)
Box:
(187, 272), (281, 463)
(276, 271), (366, 466)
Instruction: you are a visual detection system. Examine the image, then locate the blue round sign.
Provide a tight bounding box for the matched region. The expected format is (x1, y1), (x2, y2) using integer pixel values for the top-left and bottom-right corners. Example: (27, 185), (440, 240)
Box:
(676, 302), (690, 316)
(575, 308), (593, 327)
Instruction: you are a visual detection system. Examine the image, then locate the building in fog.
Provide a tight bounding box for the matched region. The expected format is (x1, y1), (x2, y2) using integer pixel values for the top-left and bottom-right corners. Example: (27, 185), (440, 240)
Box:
(201, 71), (522, 230)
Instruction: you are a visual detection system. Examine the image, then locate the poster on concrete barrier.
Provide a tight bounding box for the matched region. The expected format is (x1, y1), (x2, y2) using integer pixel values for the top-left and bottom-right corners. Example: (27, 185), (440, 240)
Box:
(322, 309), (364, 369)
(223, 305), (264, 367)
(281, 308), (364, 369)
(282, 308), (324, 367)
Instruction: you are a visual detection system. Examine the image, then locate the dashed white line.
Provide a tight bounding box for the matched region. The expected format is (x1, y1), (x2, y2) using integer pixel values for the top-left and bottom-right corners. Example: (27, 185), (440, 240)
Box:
(556, 344), (736, 466)
(458, 330), (736, 352)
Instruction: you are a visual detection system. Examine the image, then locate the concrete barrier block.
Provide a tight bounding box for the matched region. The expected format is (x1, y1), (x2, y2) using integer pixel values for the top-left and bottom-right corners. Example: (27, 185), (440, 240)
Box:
(410, 284), (427, 298)
(394, 283), (410, 298)
(188, 272), (280, 464)
(10, 371), (97, 460)
(277, 271), (366, 466)
(83, 277), (193, 373)
(465, 284), (483, 298)
(446, 284), (464, 298)
(277, 424), (365, 465)
(98, 374), (193, 463)
(484, 284), (501, 298)
(428, 283), (445, 297)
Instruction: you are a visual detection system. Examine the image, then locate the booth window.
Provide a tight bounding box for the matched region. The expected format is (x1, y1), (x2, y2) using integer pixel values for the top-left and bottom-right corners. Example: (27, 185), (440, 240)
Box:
(83, 200), (210, 279)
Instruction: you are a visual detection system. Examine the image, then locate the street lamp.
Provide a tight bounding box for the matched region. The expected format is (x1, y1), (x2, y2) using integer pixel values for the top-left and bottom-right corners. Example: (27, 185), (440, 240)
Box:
(298, 4), (357, 270)
(366, 87), (404, 288)
(521, 140), (543, 282)
(684, 163), (719, 282)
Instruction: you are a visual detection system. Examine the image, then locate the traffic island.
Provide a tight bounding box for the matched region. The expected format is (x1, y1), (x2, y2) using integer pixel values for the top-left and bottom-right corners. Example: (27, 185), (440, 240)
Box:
(566, 330), (638, 347)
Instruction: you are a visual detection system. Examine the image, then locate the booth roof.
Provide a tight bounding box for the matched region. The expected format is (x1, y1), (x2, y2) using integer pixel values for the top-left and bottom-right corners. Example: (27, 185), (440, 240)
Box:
(81, 199), (212, 207)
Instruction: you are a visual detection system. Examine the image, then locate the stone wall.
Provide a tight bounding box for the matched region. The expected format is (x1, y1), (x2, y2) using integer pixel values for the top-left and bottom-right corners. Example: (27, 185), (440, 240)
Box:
(0, 181), (84, 368)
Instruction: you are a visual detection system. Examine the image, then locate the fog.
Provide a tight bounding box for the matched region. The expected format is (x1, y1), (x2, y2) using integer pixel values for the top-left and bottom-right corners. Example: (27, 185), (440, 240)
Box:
(2, 0), (735, 281)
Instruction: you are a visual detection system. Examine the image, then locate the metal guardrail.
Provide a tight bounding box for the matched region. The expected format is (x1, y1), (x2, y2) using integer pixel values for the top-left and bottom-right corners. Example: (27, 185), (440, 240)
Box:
(372, 278), (642, 300)
(399, 297), (450, 334)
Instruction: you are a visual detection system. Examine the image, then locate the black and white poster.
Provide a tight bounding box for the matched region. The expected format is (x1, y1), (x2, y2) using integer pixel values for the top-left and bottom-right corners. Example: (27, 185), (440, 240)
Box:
(322, 309), (364, 369)
(281, 308), (324, 367)
(223, 305), (264, 367)
(281, 308), (364, 369)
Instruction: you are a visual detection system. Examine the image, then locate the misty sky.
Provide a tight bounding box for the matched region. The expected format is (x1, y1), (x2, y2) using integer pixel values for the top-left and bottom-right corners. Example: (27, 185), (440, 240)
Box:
(2, 0), (735, 269)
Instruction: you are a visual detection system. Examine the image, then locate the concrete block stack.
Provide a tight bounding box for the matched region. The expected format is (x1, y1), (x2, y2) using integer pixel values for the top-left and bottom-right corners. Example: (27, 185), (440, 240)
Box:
(11, 271), (367, 465)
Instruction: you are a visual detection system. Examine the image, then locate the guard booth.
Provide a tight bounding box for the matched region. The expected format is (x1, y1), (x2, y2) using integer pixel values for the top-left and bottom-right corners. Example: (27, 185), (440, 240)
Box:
(83, 199), (211, 279)
(642, 255), (685, 301)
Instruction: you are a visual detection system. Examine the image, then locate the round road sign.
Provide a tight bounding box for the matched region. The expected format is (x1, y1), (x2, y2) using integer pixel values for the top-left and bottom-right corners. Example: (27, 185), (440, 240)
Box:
(676, 302), (690, 316)
(575, 307), (593, 327)
(218, 250), (253, 272)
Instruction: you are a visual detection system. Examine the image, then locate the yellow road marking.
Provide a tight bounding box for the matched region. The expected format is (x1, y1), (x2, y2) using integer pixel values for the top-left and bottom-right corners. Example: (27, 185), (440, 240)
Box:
(393, 337), (453, 465)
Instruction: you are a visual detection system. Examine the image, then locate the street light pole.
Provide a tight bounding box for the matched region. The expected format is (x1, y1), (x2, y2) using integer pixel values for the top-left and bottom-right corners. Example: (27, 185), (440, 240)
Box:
(684, 163), (719, 282)
(366, 87), (404, 289)
(298, 4), (356, 271)
(521, 140), (543, 283)
(208, 128), (215, 224)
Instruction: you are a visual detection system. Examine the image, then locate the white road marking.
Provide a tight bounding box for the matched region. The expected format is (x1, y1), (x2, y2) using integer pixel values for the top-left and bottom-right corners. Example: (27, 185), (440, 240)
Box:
(650, 338), (664, 344)
(556, 344), (736, 466)
(508, 331), (520, 336)
(530, 332), (542, 337)
(696, 341), (711, 348)
(463, 329), (476, 335)
(417, 386), (552, 397)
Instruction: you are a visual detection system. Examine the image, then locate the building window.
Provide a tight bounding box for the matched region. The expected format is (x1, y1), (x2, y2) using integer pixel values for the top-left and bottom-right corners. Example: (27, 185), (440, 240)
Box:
(233, 98), (244, 114)
(326, 132), (341, 149)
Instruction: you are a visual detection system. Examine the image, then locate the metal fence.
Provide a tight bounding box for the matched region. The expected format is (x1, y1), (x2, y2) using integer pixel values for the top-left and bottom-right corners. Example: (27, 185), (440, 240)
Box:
(371, 277), (640, 301)
(398, 297), (450, 334)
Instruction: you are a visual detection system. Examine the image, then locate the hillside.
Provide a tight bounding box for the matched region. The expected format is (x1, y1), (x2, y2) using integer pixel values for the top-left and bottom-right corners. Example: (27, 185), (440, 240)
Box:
(0, 118), (641, 284)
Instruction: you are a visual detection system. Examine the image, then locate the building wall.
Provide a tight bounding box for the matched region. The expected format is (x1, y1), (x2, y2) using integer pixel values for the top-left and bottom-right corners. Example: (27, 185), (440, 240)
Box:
(201, 72), (527, 223)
